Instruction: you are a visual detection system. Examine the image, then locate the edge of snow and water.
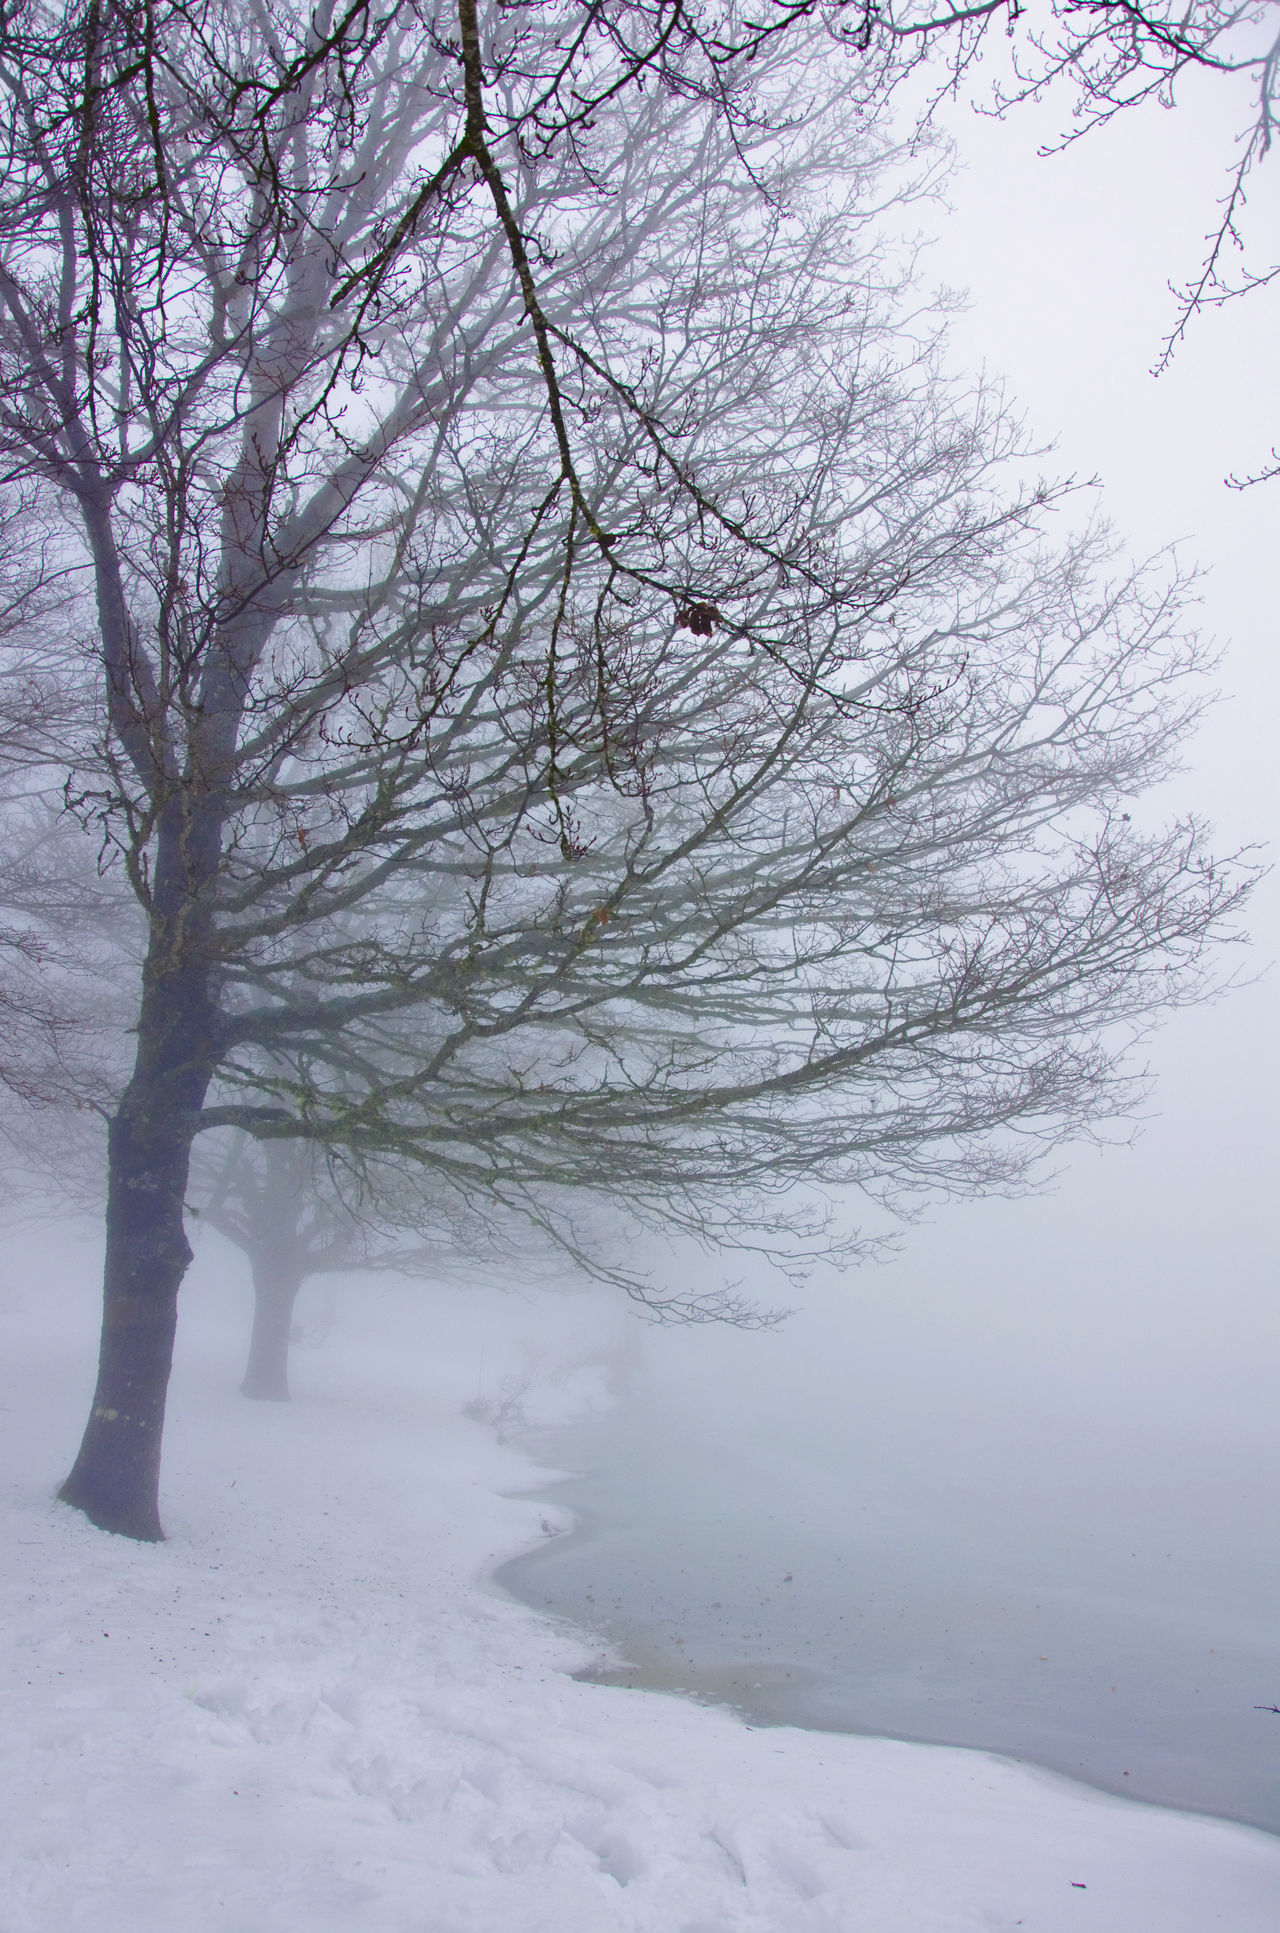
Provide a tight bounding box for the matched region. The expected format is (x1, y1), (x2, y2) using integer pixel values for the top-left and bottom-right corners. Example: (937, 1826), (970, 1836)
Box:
(3, 1238), (1279, 1933)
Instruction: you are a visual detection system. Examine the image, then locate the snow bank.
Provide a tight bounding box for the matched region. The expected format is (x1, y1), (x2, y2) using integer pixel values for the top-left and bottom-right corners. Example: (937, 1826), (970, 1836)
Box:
(3, 1237), (1278, 1932)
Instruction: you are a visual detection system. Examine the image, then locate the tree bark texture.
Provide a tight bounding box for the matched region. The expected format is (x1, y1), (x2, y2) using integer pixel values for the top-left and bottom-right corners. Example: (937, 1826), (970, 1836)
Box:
(240, 1254), (304, 1403)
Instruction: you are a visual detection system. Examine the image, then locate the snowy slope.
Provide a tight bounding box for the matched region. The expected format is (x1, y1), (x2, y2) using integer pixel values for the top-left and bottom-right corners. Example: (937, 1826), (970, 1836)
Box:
(3, 1240), (1278, 1933)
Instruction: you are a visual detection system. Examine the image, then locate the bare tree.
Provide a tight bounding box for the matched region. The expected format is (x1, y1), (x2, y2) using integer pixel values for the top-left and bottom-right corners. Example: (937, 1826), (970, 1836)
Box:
(191, 1131), (559, 1401)
(194, 1136), (415, 1402)
(0, 2), (1249, 1540)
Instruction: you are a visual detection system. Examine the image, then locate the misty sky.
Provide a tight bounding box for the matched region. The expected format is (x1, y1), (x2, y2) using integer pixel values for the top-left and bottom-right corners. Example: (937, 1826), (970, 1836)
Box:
(915, 62), (1280, 1382)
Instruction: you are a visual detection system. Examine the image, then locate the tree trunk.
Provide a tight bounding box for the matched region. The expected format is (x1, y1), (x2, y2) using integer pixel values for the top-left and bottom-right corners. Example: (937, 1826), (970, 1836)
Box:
(57, 1093), (199, 1539)
(240, 1254), (305, 1402)
(58, 840), (220, 1540)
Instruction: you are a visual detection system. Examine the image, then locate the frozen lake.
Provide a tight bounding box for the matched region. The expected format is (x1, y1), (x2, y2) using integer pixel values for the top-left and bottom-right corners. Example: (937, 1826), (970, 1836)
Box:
(497, 1188), (1280, 1835)
(500, 1379), (1279, 1831)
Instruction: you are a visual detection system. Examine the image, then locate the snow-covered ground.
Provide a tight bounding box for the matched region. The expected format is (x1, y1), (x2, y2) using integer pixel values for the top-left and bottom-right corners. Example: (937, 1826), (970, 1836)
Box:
(3, 1238), (1279, 1933)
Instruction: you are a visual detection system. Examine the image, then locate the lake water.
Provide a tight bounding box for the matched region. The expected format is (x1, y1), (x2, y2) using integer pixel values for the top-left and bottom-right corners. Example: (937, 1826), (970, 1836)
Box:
(496, 1250), (1280, 1835)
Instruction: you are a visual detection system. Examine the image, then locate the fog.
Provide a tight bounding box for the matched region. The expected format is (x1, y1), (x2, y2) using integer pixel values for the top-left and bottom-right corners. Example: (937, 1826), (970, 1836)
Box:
(498, 72), (1280, 1831)
(10, 42), (1278, 1859)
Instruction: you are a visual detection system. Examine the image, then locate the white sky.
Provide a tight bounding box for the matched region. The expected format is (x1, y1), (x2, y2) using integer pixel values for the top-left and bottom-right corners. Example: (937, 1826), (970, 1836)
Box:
(862, 55), (1280, 1374)
(928, 54), (1279, 853)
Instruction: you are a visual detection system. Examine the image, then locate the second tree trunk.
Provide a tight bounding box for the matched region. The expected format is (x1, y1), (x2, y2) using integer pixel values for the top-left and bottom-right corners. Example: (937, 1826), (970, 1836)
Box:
(240, 1255), (305, 1401)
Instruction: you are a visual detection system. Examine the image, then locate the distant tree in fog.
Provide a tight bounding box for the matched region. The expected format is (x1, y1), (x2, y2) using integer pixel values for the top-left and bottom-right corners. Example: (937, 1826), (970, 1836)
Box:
(0, 2), (1251, 1541)
(192, 1136), (387, 1403)
(0, 812), (115, 1120)
(190, 1131), (560, 1402)
(0, 502), (123, 1122)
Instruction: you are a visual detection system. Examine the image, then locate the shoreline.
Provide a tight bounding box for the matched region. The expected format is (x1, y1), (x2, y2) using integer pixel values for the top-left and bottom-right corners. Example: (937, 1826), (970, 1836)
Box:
(483, 1448), (1280, 1925)
(494, 1454), (1280, 1841)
